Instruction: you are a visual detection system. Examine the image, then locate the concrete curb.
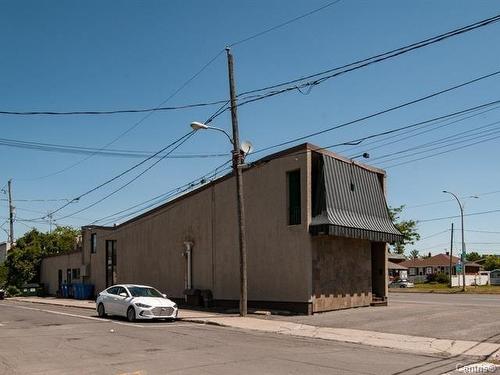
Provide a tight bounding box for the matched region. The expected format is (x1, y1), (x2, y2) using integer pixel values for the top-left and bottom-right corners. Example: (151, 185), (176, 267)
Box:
(10, 297), (96, 310)
(178, 316), (500, 360)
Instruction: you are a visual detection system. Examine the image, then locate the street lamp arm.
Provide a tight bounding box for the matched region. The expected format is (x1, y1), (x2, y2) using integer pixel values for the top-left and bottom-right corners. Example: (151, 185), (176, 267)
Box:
(442, 190), (463, 213)
(190, 122), (234, 145)
(207, 126), (234, 146)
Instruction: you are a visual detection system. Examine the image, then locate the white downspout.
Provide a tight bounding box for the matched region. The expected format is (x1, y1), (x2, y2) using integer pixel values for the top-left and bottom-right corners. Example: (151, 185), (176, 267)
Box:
(184, 241), (193, 292)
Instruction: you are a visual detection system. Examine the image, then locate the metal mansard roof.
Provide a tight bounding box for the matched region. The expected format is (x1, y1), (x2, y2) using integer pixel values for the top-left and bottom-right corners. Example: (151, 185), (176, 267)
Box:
(310, 153), (403, 243)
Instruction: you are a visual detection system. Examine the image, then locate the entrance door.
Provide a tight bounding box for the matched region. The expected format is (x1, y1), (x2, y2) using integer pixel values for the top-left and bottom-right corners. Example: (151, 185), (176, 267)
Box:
(58, 269), (63, 292)
(105, 240), (117, 287)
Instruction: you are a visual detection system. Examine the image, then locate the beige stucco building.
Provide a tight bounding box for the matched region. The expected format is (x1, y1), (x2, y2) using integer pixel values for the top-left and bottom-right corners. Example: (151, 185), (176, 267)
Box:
(41, 143), (402, 314)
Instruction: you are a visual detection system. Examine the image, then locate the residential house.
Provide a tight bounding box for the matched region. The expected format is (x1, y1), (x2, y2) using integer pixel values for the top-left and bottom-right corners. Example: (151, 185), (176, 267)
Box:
(41, 143), (402, 314)
(401, 253), (481, 283)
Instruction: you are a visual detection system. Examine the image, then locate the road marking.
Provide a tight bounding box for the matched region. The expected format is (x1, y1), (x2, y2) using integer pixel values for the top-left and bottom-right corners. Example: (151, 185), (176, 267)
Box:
(392, 300), (500, 308)
(1, 302), (193, 329)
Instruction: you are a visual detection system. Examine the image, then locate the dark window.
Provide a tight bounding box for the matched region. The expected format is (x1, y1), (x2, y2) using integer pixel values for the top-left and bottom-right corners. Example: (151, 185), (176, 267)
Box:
(90, 233), (97, 254)
(287, 170), (301, 225)
(66, 269), (72, 284)
(72, 268), (80, 280)
(106, 286), (118, 295)
(106, 240), (117, 287)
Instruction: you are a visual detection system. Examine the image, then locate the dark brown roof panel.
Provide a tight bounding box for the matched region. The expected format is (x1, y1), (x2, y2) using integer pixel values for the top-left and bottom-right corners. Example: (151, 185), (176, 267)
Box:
(310, 153), (403, 243)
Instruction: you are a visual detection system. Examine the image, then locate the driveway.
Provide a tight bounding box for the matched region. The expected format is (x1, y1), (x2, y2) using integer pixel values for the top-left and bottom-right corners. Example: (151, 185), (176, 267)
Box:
(268, 293), (500, 343)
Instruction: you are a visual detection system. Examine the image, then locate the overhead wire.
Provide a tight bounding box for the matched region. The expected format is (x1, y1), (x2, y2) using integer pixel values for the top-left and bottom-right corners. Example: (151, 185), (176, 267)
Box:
(54, 132), (197, 221)
(31, 131), (196, 220)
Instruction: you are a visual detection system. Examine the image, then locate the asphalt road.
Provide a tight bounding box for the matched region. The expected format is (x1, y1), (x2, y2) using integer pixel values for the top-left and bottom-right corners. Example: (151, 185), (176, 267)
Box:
(0, 300), (476, 375)
(269, 292), (500, 343)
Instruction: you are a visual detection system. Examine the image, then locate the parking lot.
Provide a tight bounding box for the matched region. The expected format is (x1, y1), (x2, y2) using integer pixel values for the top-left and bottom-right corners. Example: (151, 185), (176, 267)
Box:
(268, 292), (500, 343)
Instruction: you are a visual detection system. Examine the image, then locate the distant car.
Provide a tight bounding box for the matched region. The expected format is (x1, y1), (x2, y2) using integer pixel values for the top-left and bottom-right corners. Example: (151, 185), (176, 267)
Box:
(0, 289), (5, 300)
(389, 279), (415, 288)
(96, 284), (178, 322)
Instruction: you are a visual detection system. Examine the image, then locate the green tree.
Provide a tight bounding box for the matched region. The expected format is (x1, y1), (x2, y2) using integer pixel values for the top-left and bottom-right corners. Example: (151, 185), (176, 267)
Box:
(409, 249), (420, 260)
(389, 205), (420, 254)
(483, 255), (500, 271)
(5, 226), (79, 287)
(466, 251), (481, 262)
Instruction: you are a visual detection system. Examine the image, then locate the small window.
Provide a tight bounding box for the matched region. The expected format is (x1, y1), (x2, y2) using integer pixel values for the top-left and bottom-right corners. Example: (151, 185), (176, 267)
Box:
(409, 268), (416, 276)
(107, 286), (118, 295)
(91, 233), (97, 254)
(287, 170), (301, 225)
(426, 267), (433, 275)
(72, 268), (80, 280)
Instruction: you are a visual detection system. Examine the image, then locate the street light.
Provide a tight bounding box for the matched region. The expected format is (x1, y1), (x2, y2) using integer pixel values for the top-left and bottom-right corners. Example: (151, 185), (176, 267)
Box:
(191, 120), (249, 316)
(190, 122), (234, 145)
(442, 191), (477, 291)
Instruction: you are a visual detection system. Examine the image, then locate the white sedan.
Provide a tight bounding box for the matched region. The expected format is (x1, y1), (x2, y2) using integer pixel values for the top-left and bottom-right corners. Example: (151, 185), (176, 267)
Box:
(96, 284), (178, 322)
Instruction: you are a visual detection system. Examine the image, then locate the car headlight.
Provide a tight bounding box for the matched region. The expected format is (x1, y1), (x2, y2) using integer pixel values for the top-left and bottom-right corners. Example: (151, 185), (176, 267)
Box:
(135, 303), (151, 308)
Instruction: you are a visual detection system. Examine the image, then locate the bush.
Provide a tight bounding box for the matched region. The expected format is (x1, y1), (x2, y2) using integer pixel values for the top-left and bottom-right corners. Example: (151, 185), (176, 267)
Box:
(426, 272), (449, 284)
(5, 285), (21, 297)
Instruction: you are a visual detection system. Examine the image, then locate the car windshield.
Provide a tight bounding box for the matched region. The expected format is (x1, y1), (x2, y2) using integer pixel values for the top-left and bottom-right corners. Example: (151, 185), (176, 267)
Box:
(127, 286), (163, 298)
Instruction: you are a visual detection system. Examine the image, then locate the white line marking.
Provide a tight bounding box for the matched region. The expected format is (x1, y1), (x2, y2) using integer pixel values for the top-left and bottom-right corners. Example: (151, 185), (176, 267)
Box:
(1, 303), (193, 328)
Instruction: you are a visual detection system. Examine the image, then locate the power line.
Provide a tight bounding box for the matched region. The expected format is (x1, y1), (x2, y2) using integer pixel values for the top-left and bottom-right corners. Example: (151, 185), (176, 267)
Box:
(373, 118), (500, 164)
(31, 131), (195, 220)
(54, 132), (197, 221)
(237, 13), (500, 98)
(0, 98), (228, 116)
(419, 208), (500, 223)
(343, 104), (500, 157)
(0, 136), (227, 159)
(20, 50), (225, 181)
(94, 160), (232, 226)
(228, 0), (342, 47)
(382, 130), (500, 169)
(5, 15), (500, 121)
(250, 70), (500, 155)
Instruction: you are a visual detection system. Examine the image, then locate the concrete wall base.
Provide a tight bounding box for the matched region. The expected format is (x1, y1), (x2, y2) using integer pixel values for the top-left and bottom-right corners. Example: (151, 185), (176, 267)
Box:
(312, 292), (372, 313)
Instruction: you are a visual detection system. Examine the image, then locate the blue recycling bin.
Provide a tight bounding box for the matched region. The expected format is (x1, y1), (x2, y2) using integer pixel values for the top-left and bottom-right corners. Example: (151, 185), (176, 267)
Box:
(82, 284), (94, 300)
(60, 284), (68, 298)
(72, 283), (94, 300)
(73, 284), (82, 299)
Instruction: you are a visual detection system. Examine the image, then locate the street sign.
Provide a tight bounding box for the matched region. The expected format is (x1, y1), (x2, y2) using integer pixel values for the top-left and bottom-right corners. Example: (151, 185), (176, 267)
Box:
(456, 262), (463, 273)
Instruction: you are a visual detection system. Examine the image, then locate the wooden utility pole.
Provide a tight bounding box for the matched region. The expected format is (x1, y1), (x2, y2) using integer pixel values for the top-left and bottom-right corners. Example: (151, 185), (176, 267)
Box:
(8, 179), (14, 249)
(226, 47), (248, 317)
(449, 222), (454, 288)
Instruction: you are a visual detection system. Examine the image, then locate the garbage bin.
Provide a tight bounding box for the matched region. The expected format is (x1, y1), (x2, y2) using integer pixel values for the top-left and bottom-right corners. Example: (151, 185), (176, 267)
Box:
(200, 289), (213, 308)
(184, 288), (202, 306)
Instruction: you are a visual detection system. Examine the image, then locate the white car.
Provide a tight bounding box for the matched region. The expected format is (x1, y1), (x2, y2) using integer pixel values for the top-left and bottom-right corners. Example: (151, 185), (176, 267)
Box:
(389, 279), (415, 288)
(96, 284), (178, 322)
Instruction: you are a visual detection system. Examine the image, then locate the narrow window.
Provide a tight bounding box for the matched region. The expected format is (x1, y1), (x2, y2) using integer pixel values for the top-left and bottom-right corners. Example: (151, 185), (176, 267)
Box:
(287, 170), (301, 225)
(91, 233), (97, 254)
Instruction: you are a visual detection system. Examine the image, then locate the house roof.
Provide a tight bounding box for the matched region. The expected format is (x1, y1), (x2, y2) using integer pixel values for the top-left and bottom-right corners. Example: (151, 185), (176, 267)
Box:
(388, 253), (407, 261)
(401, 253), (481, 268)
(388, 261), (408, 270)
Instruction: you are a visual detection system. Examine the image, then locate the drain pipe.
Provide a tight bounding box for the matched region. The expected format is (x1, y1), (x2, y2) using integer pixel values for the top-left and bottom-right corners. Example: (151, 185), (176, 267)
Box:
(183, 242), (193, 301)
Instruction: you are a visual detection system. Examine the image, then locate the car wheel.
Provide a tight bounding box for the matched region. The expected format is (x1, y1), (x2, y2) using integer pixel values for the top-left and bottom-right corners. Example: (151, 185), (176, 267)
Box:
(97, 303), (107, 318)
(127, 306), (136, 322)
(400, 285), (406, 288)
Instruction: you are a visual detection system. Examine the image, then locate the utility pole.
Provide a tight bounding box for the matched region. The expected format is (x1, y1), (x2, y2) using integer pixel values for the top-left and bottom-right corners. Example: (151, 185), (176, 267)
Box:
(47, 212), (54, 234)
(7, 179), (14, 249)
(226, 47), (248, 317)
(449, 222), (453, 288)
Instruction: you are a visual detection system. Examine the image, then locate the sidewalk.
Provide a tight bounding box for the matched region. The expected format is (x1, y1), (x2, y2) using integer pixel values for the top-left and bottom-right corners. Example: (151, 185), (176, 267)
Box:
(9, 296), (500, 362)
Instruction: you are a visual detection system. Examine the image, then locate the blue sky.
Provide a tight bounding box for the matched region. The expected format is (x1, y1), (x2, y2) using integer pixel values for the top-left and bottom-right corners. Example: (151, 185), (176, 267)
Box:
(1, 1), (499, 256)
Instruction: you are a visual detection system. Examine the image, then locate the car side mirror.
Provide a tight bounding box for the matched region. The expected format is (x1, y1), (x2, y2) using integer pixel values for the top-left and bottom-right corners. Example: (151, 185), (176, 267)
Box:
(162, 294), (167, 299)
(119, 292), (127, 298)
